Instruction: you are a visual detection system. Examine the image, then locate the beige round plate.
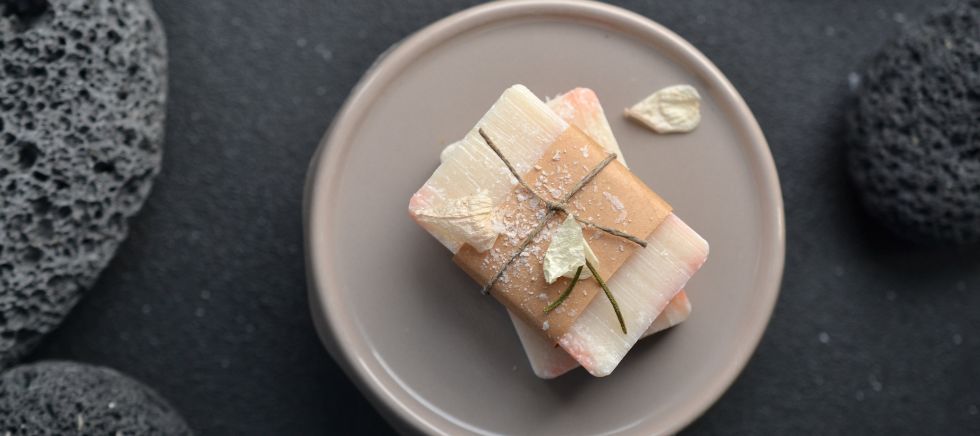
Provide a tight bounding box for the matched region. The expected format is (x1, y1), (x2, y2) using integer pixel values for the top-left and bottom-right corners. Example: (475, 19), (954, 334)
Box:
(304, 1), (784, 434)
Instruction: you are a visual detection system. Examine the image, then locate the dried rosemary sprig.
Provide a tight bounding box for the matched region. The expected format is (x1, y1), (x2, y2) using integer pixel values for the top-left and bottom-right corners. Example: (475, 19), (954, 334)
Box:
(586, 260), (627, 334)
(543, 265), (584, 313)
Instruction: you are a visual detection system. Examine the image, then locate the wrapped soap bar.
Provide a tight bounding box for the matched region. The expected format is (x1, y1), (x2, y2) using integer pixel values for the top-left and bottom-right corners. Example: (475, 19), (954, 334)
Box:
(409, 85), (708, 376)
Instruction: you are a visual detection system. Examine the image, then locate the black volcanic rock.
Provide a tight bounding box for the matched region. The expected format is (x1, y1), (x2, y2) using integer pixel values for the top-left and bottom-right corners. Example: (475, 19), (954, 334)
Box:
(0, 361), (191, 435)
(847, 0), (980, 244)
(0, 0), (167, 366)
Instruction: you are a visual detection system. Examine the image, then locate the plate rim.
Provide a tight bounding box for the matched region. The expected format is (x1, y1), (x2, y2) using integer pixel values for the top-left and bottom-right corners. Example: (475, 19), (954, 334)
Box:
(303, 1), (786, 434)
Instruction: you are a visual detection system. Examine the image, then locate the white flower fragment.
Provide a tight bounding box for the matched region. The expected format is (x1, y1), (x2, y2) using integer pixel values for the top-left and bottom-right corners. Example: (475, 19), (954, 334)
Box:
(543, 216), (599, 284)
(415, 191), (498, 252)
(625, 84), (701, 133)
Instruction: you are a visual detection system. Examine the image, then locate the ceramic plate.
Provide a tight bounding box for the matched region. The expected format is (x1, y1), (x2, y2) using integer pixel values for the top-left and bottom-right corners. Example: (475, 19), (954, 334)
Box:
(304, 1), (784, 434)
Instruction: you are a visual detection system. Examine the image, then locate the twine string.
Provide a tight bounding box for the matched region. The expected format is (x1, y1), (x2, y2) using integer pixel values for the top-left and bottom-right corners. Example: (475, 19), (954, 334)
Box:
(478, 128), (647, 296)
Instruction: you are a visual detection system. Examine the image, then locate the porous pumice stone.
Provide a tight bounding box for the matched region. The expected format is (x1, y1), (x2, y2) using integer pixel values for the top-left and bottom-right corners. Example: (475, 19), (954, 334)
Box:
(0, 0), (167, 366)
(847, 0), (980, 244)
(0, 361), (192, 435)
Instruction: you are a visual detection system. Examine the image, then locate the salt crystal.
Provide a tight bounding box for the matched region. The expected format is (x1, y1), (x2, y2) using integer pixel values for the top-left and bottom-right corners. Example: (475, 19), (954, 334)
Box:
(542, 321), (550, 331)
(602, 192), (625, 211)
(552, 151), (561, 161)
(868, 374), (882, 392)
(315, 44), (333, 61)
(818, 332), (830, 344)
(847, 72), (861, 91)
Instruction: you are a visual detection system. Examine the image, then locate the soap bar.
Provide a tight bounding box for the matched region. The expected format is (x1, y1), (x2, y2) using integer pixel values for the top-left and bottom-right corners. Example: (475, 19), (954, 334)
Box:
(408, 85), (708, 376)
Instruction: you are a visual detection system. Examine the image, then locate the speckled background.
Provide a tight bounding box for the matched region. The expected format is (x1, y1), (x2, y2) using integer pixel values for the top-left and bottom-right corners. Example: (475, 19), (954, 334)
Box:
(30, 0), (980, 434)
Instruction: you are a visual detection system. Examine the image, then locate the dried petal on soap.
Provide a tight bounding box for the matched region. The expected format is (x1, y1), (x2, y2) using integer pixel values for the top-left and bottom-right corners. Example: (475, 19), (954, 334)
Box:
(542, 217), (599, 284)
(625, 85), (701, 133)
(416, 191), (499, 252)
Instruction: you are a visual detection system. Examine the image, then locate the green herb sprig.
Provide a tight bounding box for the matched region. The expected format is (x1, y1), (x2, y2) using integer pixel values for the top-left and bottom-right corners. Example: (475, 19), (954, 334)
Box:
(587, 260), (627, 334)
(544, 266), (583, 313)
(543, 261), (627, 335)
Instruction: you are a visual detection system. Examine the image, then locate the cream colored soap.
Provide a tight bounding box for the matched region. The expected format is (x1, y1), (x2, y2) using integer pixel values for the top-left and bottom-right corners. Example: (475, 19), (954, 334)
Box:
(408, 85), (708, 377)
(625, 85), (701, 133)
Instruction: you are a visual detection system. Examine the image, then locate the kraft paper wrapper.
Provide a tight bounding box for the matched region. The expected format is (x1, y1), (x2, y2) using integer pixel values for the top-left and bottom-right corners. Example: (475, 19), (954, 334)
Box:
(454, 126), (671, 342)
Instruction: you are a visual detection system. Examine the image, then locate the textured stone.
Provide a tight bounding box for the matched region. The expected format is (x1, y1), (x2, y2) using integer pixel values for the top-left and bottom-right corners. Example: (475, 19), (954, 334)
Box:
(847, 0), (980, 244)
(0, 361), (191, 435)
(0, 0), (166, 366)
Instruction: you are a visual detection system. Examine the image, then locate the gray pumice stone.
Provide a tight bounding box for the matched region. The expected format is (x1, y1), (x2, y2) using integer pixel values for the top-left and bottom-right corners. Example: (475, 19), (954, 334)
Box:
(0, 0), (166, 366)
(847, 0), (980, 244)
(0, 361), (192, 435)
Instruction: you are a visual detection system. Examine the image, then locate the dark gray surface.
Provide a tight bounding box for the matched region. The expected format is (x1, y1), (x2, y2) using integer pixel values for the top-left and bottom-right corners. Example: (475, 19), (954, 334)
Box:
(0, 0), (166, 368)
(26, 0), (980, 434)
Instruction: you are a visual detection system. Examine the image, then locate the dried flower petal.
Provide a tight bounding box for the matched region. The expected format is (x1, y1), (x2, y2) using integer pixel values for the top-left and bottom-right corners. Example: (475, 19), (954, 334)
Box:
(625, 85), (701, 133)
(416, 191), (498, 252)
(543, 216), (599, 283)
